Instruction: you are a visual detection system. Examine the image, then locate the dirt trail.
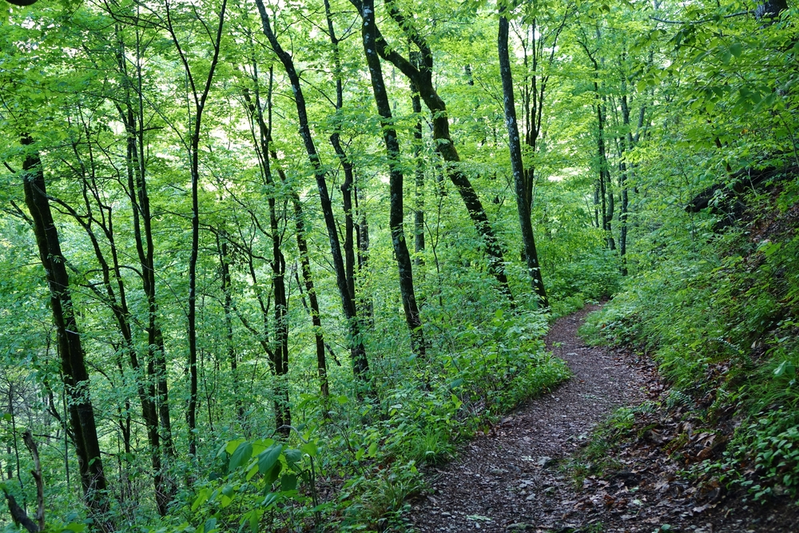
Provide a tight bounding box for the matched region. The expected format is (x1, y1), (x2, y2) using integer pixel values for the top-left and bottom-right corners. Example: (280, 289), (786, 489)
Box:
(407, 304), (648, 532)
(404, 305), (799, 533)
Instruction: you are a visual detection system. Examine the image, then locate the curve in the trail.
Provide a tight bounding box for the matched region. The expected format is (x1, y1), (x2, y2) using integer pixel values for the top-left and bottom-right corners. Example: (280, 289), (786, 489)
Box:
(407, 304), (648, 533)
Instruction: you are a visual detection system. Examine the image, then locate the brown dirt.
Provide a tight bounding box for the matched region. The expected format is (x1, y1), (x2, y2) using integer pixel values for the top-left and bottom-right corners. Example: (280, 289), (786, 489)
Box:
(403, 305), (798, 533)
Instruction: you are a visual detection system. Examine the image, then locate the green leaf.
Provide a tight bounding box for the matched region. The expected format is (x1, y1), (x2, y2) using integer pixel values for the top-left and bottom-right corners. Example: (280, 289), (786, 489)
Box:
(729, 42), (742, 57)
(265, 461), (282, 486)
(246, 461), (259, 481)
(258, 444), (283, 475)
(220, 494), (232, 509)
(284, 448), (303, 469)
(248, 510), (262, 533)
(774, 360), (796, 377)
(192, 488), (210, 511)
(299, 441), (317, 457)
(224, 438), (245, 456)
(229, 442), (253, 473)
(280, 473), (297, 492)
(261, 492), (280, 509)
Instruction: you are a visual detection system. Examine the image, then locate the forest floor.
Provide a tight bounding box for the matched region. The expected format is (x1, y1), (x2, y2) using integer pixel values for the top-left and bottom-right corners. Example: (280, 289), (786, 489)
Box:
(404, 305), (798, 533)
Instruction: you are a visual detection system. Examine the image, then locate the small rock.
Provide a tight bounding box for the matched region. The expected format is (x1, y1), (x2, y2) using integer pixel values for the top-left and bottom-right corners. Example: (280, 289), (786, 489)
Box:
(537, 456), (553, 468)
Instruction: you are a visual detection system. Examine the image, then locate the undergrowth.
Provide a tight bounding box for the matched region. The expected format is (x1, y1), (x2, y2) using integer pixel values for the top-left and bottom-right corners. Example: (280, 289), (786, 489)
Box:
(143, 307), (570, 532)
(579, 176), (799, 505)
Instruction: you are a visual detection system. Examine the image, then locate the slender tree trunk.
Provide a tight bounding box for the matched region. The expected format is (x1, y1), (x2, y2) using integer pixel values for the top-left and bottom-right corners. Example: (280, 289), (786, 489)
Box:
(349, 0), (513, 301)
(357, 0), (425, 355)
(355, 182), (375, 325)
(236, 80), (293, 435)
(164, 0), (227, 458)
(595, 85), (615, 250)
(61, 146), (170, 514)
(579, 36), (615, 251)
(116, 26), (177, 504)
(619, 91), (632, 275)
(269, 194), (291, 435)
(293, 200), (330, 397)
(323, 0), (358, 303)
(133, 46), (175, 458)
(261, 76), (291, 435)
(498, 13), (549, 308)
(410, 53), (425, 264)
(243, 74), (331, 398)
(255, 0), (369, 382)
(21, 139), (112, 531)
(216, 233), (244, 418)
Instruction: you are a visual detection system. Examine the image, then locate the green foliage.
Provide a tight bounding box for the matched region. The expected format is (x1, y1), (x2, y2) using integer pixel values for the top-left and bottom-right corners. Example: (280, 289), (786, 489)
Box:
(153, 435), (322, 533)
(144, 304), (568, 531)
(565, 402), (657, 488)
(2, 0), (796, 528)
(719, 407), (799, 502)
(582, 177), (799, 502)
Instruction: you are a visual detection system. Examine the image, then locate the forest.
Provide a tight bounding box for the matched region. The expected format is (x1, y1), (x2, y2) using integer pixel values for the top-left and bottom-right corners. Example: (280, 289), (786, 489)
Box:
(0, 0), (797, 530)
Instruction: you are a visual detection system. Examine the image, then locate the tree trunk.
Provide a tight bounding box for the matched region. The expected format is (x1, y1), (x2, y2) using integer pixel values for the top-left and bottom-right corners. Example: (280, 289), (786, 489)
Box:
(238, 77), (291, 436)
(216, 233), (244, 419)
(595, 86), (615, 250)
(619, 91), (632, 276)
(355, 182), (375, 325)
(255, 0), (369, 382)
(164, 0), (227, 458)
(323, 0), (358, 303)
(61, 133), (170, 514)
(349, 0), (513, 302)
(410, 53), (425, 264)
(498, 13), (549, 308)
(116, 27), (177, 506)
(243, 72), (331, 399)
(357, 0), (426, 356)
(263, 75), (291, 435)
(21, 138), (112, 530)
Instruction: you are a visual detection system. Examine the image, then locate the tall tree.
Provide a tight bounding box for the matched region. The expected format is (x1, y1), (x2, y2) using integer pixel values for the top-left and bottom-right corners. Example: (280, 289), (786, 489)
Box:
(162, 0), (228, 457)
(51, 107), (175, 514)
(114, 19), (178, 470)
(354, 0), (426, 355)
(110, 17), (178, 509)
(410, 51), (426, 265)
(240, 68), (291, 435)
(498, 4), (549, 308)
(20, 139), (112, 530)
(577, 31), (615, 250)
(349, 0), (514, 302)
(254, 0), (370, 383)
